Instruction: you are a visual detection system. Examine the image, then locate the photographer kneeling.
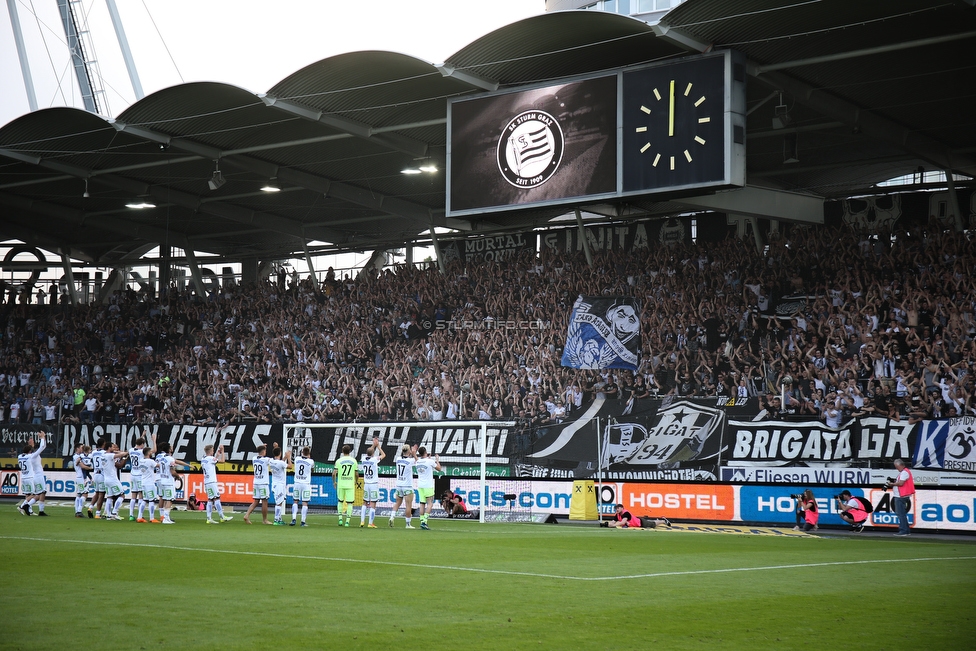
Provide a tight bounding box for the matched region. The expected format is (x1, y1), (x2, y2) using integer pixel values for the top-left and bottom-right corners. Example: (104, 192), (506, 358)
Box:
(836, 490), (870, 533)
(792, 489), (819, 532)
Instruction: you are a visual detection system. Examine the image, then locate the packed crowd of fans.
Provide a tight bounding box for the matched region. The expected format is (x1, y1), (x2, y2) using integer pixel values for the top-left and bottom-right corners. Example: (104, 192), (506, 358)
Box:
(0, 218), (974, 431)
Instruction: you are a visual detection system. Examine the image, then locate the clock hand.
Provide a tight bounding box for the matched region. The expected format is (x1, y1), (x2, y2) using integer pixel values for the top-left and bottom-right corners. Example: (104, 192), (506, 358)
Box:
(668, 79), (675, 138)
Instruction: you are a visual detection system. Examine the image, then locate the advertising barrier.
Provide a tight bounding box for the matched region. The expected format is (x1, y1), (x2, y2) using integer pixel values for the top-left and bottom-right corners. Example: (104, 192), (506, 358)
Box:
(7, 465), (975, 532)
(720, 465), (976, 488)
(1, 469), (21, 495)
(184, 473), (254, 505)
(738, 485), (877, 528)
(450, 480), (573, 514)
(915, 490), (976, 531)
(618, 482), (736, 520)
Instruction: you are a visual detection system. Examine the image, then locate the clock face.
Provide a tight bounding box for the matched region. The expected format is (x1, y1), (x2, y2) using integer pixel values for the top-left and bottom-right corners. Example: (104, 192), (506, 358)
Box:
(621, 56), (727, 193)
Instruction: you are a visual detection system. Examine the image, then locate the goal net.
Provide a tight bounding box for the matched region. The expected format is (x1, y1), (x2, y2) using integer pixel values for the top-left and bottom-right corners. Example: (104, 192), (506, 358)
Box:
(282, 421), (535, 522)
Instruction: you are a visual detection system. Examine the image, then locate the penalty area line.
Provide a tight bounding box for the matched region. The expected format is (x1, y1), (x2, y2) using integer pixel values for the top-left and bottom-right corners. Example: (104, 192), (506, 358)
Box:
(1, 536), (973, 582)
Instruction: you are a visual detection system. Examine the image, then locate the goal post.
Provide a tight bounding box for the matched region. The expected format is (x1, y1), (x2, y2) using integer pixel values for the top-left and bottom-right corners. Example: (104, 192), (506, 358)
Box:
(281, 420), (520, 522)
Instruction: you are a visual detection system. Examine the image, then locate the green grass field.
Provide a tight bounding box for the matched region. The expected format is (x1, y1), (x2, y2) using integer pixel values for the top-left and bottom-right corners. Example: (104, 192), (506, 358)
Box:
(2, 505), (975, 651)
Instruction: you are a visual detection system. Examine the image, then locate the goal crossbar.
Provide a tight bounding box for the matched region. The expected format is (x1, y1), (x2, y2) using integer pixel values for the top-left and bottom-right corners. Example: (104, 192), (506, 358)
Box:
(283, 420), (516, 523)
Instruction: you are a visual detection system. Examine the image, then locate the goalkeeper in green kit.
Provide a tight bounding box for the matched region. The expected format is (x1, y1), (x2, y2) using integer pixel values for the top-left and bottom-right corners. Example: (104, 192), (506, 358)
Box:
(333, 445), (359, 527)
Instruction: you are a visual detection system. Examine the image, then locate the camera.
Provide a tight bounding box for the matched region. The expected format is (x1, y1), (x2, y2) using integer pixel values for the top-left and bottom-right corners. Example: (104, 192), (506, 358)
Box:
(882, 476), (895, 491)
(832, 494), (842, 500)
(789, 493), (803, 500)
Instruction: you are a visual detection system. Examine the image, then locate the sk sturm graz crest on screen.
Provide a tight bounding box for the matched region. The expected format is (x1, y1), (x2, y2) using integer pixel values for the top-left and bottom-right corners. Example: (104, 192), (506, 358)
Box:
(448, 75), (616, 215)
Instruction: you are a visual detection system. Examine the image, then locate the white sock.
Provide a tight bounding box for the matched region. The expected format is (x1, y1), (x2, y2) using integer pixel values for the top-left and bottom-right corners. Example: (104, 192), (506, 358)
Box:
(369, 507), (375, 525)
(148, 502), (156, 520)
(113, 496), (124, 514)
(292, 503), (298, 520)
(301, 504), (308, 523)
(138, 500), (145, 519)
(162, 508), (170, 521)
(360, 504), (367, 523)
(75, 496), (83, 512)
(38, 502), (45, 512)
(26, 498), (36, 507)
(274, 504), (282, 521)
(206, 501), (213, 520)
(215, 500), (225, 518)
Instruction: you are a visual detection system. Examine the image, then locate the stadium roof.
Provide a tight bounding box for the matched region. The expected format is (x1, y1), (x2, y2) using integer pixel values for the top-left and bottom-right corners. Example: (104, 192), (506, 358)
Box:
(1, 0), (974, 264)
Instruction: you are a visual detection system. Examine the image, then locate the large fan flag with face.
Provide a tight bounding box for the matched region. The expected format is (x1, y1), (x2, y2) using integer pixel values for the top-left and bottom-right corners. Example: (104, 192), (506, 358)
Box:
(561, 296), (641, 370)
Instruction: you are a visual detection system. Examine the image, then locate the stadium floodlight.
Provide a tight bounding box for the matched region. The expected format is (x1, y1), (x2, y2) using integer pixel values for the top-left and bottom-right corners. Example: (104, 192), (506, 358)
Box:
(208, 160), (226, 190)
(125, 200), (155, 209)
(772, 92), (792, 130)
(260, 178), (281, 192)
(401, 168), (422, 175)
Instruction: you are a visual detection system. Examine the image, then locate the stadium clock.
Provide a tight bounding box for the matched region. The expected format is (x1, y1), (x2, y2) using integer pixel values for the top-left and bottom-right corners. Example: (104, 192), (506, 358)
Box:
(621, 51), (745, 194)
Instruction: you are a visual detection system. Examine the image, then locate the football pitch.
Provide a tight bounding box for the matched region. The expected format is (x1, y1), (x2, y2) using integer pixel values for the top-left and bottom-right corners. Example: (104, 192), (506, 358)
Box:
(2, 506), (974, 651)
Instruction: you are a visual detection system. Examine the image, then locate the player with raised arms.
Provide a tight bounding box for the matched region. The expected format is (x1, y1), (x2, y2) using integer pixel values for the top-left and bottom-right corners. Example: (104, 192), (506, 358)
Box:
(201, 444), (234, 524)
(138, 442), (159, 523)
(244, 444), (272, 525)
(359, 437), (385, 528)
(155, 442), (191, 524)
(126, 437), (148, 521)
(389, 444), (416, 529)
(269, 443), (292, 525)
(101, 442), (129, 520)
(16, 434), (46, 516)
(291, 446), (314, 527)
(414, 447), (442, 530)
(332, 444), (358, 527)
(88, 439), (107, 518)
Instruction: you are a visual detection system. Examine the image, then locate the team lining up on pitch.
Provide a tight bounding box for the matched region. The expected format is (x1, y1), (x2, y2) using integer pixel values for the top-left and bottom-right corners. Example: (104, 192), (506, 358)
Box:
(17, 432), (444, 529)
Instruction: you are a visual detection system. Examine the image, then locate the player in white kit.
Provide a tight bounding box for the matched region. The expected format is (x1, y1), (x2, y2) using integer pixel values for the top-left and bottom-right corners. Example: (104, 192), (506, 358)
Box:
(290, 446), (314, 527)
(201, 444), (234, 524)
(269, 444), (292, 525)
(88, 440), (107, 518)
(71, 444), (93, 517)
(244, 444), (272, 525)
(138, 451), (159, 522)
(17, 434), (47, 515)
(389, 444), (416, 529)
(359, 438), (385, 528)
(414, 447), (442, 530)
(101, 442), (129, 520)
(155, 441), (191, 524)
(126, 437), (149, 521)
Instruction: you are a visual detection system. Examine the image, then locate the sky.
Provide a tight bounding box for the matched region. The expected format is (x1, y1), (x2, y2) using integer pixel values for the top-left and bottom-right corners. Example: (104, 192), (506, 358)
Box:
(0, 0), (546, 127)
(0, 1), (547, 283)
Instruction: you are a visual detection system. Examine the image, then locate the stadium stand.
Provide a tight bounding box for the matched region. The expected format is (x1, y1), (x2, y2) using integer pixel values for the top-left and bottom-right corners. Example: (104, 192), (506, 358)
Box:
(1, 218), (973, 430)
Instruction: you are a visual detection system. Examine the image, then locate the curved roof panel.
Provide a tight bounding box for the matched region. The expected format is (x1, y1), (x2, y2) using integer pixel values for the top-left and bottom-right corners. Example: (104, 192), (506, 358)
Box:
(0, 7), (973, 266)
(446, 11), (683, 85)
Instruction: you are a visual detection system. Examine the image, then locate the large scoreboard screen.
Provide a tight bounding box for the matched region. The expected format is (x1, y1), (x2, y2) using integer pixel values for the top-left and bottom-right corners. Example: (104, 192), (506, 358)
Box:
(447, 50), (745, 217)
